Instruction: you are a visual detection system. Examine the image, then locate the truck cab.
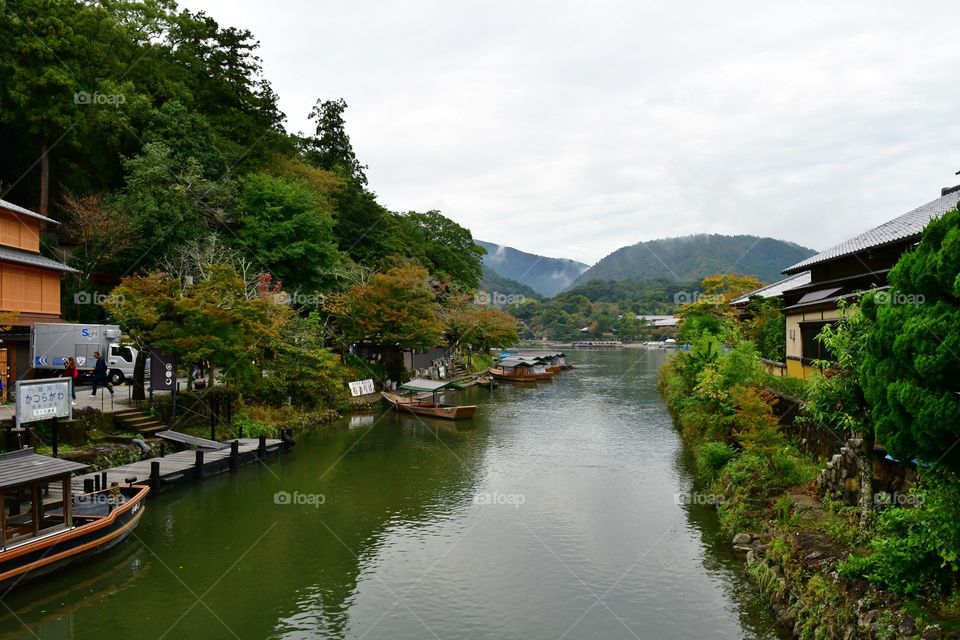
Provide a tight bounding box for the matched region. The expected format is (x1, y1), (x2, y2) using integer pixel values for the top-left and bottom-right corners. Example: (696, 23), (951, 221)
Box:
(106, 344), (138, 385)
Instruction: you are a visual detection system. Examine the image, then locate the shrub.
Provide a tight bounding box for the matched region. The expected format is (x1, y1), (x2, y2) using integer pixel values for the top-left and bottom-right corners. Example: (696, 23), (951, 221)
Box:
(697, 441), (737, 479)
(839, 469), (960, 595)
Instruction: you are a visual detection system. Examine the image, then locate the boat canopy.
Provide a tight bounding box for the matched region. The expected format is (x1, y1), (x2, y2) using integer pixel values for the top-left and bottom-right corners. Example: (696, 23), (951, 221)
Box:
(499, 357), (538, 367)
(399, 379), (465, 393)
(0, 449), (87, 491)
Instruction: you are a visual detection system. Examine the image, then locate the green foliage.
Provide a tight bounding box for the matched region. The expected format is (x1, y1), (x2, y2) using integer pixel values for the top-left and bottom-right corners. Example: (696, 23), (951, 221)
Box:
(515, 278), (698, 340)
(326, 265), (445, 350)
(396, 211), (485, 289)
(742, 297), (786, 361)
(696, 441), (737, 479)
(302, 98), (368, 185)
(761, 373), (811, 400)
(234, 172), (339, 293)
(258, 313), (349, 409)
(860, 206), (960, 470)
(114, 141), (233, 268)
(840, 469), (960, 595)
(804, 300), (872, 435)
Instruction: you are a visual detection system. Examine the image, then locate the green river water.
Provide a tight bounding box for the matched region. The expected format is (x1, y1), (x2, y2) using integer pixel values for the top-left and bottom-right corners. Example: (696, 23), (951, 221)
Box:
(0, 348), (785, 639)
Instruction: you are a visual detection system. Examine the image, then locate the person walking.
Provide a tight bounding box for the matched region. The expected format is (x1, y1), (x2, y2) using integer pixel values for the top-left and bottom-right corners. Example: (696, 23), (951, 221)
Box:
(91, 351), (114, 397)
(63, 357), (79, 405)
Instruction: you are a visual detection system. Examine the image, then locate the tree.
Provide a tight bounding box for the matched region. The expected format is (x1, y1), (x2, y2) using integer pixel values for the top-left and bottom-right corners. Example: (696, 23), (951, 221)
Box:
(302, 98), (368, 185)
(804, 301), (875, 526)
(741, 297), (786, 362)
(677, 273), (762, 340)
(860, 206), (960, 471)
(444, 303), (519, 352)
(233, 172), (340, 294)
(396, 211), (485, 289)
(104, 265), (291, 395)
(326, 266), (444, 349)
(114, 142), (233, 272)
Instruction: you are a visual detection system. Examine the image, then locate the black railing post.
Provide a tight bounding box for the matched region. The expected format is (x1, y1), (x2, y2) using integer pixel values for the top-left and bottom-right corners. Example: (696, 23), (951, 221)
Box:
(150, 460), (161, 492)
(195, 450), (204, 479)
(229, 440), (239, 470)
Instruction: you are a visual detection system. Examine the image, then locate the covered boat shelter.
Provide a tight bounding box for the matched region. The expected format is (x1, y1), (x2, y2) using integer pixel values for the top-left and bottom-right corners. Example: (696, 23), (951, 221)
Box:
(1, 449), (87, 548)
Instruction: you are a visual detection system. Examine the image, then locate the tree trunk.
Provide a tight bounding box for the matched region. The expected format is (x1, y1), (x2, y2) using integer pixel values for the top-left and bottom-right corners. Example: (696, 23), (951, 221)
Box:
(39, 139), (50, 215)
(858, 429), (875, 528)
(133, 350), (146, 401)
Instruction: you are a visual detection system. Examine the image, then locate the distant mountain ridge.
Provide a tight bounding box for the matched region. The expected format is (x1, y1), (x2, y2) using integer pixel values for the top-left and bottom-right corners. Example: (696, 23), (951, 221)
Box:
(476, 240), (589, 297)
(572, 234), (816, 287)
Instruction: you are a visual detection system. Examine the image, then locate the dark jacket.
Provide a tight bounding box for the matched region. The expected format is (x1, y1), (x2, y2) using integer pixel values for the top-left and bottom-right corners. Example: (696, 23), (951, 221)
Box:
(93, 356), (108, 383)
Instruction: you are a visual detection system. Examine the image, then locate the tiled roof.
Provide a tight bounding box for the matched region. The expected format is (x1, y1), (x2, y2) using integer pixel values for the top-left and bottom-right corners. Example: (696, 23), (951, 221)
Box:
(730, 271), (811, 305)
(0, 198), (59, 225)
(784, 190), (960, 274)
(0, 245), (77, 272)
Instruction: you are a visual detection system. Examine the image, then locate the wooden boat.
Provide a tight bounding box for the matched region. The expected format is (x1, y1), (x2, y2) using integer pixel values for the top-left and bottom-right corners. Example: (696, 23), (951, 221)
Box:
(0, 449), (149, 592)
(513, 351), (571, 374)
(381, 379), (477, 420)
(488, 367), (541, 382)
(489, 357), (555, 382)
(475, 375), (497, 388)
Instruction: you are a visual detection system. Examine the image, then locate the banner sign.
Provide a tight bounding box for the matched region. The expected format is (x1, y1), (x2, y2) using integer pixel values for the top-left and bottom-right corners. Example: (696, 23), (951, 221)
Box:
(16, 379), (72, 427)
(348, 379), (375, 396)
(149, 348), (178, 391)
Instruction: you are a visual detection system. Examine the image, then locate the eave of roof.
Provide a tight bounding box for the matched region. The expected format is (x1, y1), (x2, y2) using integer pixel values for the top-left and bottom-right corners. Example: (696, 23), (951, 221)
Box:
(0, 245), (77, 273)
(730, 271), (812, 306)
(0, 199), (59, 225)
(784, 190), (960, 274)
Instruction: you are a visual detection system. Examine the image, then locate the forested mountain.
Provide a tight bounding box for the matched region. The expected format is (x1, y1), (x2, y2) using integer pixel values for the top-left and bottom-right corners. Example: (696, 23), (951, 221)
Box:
(476, 240), (588, 297)
(479, 267), (542, 301)
(572, 235), (816, 286)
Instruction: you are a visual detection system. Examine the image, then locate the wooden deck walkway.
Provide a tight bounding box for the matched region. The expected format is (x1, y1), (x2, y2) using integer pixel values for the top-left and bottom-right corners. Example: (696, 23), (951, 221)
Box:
(60, 436), (291, 496)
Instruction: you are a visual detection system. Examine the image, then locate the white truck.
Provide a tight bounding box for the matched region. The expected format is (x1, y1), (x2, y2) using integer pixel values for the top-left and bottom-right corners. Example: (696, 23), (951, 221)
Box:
(31, 323), (140, 385)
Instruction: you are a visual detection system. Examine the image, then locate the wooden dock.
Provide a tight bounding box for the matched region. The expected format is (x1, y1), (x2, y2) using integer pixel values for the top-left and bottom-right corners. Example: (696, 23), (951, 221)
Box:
(66, 435), (291, 496)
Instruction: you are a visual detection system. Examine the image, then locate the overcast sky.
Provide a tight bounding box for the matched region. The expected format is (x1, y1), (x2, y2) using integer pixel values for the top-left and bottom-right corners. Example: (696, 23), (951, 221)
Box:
(181, 0), (959, 265)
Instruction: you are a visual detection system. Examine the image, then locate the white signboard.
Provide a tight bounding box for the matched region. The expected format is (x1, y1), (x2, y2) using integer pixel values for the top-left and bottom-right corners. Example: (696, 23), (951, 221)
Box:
(348, 379), (376, 397)
(16, 379), (73, 426)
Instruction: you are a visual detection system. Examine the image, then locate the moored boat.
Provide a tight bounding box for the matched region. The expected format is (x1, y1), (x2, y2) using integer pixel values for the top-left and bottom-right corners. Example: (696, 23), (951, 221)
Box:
(0, 449), (149, 592)
(475, 375), (497, 388)
(489, 357), (555, 382)
(381, 379), (477, 420)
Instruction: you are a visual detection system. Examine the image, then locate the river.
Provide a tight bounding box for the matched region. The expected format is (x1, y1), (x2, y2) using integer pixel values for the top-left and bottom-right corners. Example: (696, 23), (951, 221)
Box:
(0, 348), (785, 639)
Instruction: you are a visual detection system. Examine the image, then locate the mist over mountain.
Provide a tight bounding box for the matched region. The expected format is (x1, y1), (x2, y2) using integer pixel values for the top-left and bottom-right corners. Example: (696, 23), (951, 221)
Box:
(475, 240), (589, 297)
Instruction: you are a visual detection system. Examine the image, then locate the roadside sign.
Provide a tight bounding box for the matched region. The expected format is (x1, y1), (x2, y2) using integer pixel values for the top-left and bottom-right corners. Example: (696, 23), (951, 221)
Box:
(149, 348), (178, 391)
(15, 378), (72, 427)
(348, 379), (375, 396)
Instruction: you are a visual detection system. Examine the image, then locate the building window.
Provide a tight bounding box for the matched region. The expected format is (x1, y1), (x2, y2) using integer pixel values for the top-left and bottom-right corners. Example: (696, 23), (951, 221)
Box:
(799, 321), (836, 365)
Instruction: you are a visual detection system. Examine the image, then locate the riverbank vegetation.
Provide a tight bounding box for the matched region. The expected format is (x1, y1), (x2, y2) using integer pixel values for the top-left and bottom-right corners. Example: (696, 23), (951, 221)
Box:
(660, 206), (960, 638)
